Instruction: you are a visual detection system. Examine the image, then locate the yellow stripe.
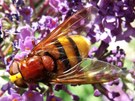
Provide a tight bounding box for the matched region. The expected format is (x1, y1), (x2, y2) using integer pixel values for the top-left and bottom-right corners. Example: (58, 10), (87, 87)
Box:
(70, 35), (90, 58)
(58, 35), (90, 70)
(58, 36), (78, 67)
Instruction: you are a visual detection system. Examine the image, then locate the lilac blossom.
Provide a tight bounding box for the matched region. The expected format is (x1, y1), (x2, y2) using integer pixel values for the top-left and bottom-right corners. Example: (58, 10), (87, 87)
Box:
(19, 6), (33, 23)
(103, 80), (132, 101)
(1, 82), (13, 95)
(89, 0), (135, 42)
(0, 0), (135, 101)
(49, 0), (69, 14)
(0, 92), (22, 101)
(22, 90), (44, 101)
(38, 15), (58, 31)
(12, 0), (24, 6)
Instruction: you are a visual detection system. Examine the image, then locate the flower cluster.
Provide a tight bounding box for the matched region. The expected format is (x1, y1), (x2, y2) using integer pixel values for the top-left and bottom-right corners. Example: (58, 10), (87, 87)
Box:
(89, 0), (135, 42)
(0, 0), (135, 101)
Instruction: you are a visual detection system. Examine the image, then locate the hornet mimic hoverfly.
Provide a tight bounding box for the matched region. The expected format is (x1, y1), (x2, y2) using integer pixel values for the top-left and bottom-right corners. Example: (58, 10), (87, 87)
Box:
(9, 6), (125, 88)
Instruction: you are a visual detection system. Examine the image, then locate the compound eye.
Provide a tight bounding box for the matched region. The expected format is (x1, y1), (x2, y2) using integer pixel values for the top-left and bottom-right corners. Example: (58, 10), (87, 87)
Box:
(9, 61), (20, 75)
(9, 60), (27, 88)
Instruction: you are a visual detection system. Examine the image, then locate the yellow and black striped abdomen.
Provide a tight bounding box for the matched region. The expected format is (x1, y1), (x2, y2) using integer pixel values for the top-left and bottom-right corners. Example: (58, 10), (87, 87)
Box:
(54, 35), (90, 73)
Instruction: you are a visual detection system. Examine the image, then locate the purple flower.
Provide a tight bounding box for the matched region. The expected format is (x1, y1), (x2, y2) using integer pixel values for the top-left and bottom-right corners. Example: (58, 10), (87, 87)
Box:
(1, 0), (135, 101)
(22, 90), (43, 101)
(18, 27), (33, 40)
(104, 81), (131, 101)
(67, 0), (84, 10)
(49, 0), (69, 14)
(19, 36), (34, 51)
(46, 95), (62, 101)
(103, 16), (118, 30)
(39, 16), (58, 30)
(49, 0), (59, 10)
(88, 0), (135, 42)
(94, 89), (101, 97)
(14, 51), (30, 60)
(19, 6), (33, 23)
(12, 0), (24, 6)
(0, 93), (22, 101)
(16, 27), (35, 51)
(32, 22), (39, 31)
(1, 82), (13, 94)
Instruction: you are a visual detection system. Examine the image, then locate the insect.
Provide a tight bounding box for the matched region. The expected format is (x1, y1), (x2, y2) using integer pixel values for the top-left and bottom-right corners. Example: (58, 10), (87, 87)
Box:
(9, 7), (125, 88)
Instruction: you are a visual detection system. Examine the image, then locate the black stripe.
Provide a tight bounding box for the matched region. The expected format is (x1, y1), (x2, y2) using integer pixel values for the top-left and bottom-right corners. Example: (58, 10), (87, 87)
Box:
(67, 36), (82, 62)
(55, 40), (71, 70)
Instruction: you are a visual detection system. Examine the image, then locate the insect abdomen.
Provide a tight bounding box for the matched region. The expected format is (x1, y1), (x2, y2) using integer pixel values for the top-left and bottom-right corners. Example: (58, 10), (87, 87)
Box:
(56, 35), (90, 72)
(68, 35), (90, 58)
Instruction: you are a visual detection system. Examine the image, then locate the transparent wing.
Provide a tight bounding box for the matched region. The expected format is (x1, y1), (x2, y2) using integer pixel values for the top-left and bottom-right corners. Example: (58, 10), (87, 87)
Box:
(31, 6), (98, 52)
(51, 58), (123, 84)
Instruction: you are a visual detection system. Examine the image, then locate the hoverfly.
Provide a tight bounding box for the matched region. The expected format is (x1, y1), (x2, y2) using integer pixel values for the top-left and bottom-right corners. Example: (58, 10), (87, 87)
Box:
(9, 6), (125, 88)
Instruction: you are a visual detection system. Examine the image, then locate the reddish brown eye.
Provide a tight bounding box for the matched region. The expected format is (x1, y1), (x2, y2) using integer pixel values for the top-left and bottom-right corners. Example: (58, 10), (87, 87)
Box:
(9, 61), (27, 88)
(42, 56), (54, 71)
(9, 61), (20, 75)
